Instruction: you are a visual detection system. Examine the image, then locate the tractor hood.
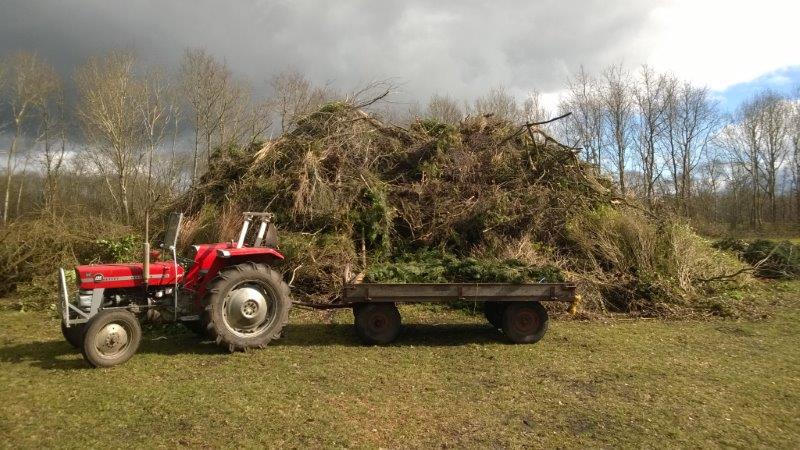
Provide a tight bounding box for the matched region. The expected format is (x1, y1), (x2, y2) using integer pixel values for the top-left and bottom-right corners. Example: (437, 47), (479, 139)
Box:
(76, 262), (184, 290)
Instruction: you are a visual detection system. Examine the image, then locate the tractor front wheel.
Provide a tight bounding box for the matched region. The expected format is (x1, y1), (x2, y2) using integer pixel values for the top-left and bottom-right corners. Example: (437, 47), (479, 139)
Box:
(204, 263), (291, 352)
(61, 321), (85, 348)
(81, 309), (142, 367)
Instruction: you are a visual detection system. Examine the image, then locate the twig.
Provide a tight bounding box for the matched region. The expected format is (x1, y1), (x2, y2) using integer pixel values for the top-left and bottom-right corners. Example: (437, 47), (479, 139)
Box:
(499, 112), (574, 146)
(353, 90), (390, 109)
(288, 264), (304, 287)
(698, 244), (781, 283)
(527, 111), (573, 126)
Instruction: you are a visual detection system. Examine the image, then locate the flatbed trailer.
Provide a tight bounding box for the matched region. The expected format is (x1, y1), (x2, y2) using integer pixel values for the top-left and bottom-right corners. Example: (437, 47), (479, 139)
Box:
(296, 282), (578, 345)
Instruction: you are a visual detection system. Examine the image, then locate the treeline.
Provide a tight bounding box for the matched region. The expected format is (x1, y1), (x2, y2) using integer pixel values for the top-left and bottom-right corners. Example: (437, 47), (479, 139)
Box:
(0, 49), (340, 229)
(556, 66), (800, 233)
(1, 49), (799, 234)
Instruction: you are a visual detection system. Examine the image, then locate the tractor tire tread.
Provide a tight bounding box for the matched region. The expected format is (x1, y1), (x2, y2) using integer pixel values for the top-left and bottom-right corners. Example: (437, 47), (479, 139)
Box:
(202, 263), (291, 352)
(81, 309), (142, 368)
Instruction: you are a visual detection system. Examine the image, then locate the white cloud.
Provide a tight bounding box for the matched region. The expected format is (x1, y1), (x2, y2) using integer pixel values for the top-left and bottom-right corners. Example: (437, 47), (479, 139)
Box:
(647, 0), (800, 90)
(1, 0), (796, 115)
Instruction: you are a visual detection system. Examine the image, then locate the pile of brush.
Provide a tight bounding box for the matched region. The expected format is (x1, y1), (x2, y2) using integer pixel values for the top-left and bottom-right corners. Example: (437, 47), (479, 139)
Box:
(175, 99), (747, 315)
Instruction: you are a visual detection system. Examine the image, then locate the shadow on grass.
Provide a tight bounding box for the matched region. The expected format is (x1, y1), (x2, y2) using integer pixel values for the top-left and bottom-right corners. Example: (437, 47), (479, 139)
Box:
(0, 323), (506, 370)
(280, 322), (505, 347)
(0, 332), (221, 371)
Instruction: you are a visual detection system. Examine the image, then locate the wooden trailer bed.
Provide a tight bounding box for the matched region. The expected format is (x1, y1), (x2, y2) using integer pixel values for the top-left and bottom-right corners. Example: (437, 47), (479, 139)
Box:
(295, 282), (579, 345)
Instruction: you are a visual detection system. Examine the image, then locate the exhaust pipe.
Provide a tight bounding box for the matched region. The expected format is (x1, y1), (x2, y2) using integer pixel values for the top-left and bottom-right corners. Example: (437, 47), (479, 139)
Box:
(143, 242), (150, 285)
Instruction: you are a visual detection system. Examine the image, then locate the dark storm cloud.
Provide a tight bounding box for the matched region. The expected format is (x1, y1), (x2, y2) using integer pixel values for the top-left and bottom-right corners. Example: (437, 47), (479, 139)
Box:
(0, 0), (665, 102)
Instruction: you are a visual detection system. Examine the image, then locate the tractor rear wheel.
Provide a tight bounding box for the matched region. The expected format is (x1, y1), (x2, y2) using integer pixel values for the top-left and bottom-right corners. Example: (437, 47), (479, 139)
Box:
(204, 263), (291, 352)
(354, 303), (402, 345)
(61, 321), (85, 348)
(501, 302), (549, 344)
(81, 309), (142, 367)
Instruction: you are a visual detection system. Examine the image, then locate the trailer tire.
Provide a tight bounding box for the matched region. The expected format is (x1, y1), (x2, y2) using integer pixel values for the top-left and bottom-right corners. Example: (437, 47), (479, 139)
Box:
(204, 263), (291, 352)
(483, 302), (505, 329)
(82, 309), (142, 368)
(502, 302), (549, 344)
(354, 303), (401, 345)
(60, 321), (85, 348)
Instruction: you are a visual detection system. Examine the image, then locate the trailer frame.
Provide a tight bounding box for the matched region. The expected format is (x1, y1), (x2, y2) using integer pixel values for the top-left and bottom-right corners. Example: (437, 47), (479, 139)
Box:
(294, 281), (579, 344)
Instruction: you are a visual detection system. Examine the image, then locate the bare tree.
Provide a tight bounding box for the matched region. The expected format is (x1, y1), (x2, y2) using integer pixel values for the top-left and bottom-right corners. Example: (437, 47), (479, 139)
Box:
(601, 64), (634, 195)
(474, 86), (518, 121)
(791, 87), (800, 224)
(270, 69), (331, 132)
(33, 68), (65, 212)
(718, 96), (765, 229)
(75, 50), (145, 224)
(180, 49), (247, 184)
(757, 92), (790, 222)
(664, 80), (721, 214)
(520, 90), (548, 124)
(695, 157), (726, 223)
(218, 82), (272, 150)
(426, 94), (463, 124)
(139, 67), (178, 240)
(633, 66), (669, 204)
(14, 151), (32, 217)
(1, 52), (59, 224)
(560, 67), (604, 168)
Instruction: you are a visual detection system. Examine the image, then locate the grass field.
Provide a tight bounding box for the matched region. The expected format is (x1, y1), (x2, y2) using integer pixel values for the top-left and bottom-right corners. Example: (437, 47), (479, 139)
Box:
(1, 283), (798, 448)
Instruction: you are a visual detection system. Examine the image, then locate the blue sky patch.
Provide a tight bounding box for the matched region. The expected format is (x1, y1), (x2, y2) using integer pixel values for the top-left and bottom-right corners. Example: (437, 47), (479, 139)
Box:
(714, 66), (800, 113)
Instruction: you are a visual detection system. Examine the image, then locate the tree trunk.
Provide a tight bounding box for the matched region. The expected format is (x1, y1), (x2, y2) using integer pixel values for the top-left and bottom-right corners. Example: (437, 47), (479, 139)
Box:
(15, 171), (24, 217)
(119, 173), (130, 225)
(2, 128), (19, 225)
(192, 123), (199, 186)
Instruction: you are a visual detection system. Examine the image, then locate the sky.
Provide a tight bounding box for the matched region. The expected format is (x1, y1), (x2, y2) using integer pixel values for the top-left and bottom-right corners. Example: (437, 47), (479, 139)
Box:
(0, 0), (798, 113)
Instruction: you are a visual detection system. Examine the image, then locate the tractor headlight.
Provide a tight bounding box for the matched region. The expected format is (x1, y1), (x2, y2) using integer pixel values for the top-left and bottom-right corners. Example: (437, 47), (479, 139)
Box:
(78, 290), (93, 308)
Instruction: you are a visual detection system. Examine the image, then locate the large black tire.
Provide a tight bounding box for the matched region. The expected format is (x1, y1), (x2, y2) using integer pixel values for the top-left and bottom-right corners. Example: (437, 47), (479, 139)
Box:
(501, 302), (549, 344)
(354, 303), (402, 345)
(204, 263), (291, 352)
(61, 321), (85, 348)
(483, 302), (505, 329)
(81, 309), (142, 368)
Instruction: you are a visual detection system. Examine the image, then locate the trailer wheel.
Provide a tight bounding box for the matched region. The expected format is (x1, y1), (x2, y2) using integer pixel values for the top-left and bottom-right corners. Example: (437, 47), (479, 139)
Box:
(483, 302), (505, 329)
(205, 263), (291, 352)
(81, 309), (142, 368)
(60, 321), (85, 348)
(502, 302), (549, 344)
(354, 303), (401, 345)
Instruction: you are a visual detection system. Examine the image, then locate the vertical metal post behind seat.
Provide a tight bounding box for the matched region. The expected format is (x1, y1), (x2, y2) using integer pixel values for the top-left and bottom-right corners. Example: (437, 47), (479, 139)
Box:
(237, 214), (253, 248)
(253, 219), (268, 247)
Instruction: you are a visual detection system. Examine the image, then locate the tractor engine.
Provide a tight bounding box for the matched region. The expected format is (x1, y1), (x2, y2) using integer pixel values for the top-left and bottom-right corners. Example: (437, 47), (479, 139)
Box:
(69, 262), (185, 313)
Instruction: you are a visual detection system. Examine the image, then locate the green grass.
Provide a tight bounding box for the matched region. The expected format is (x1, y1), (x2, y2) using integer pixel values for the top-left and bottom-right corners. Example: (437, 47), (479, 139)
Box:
(1, 285), (799, 448)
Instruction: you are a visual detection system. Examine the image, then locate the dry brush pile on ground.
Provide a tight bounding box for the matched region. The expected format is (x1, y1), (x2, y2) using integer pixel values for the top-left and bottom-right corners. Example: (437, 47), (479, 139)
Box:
(174, 98), (749, 316)
(0, 215), (139, 309)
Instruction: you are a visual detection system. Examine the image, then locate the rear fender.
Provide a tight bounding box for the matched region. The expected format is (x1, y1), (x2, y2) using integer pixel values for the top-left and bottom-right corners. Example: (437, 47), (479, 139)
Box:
(187, 247), (284, 306)
(216, 247), (285, 263)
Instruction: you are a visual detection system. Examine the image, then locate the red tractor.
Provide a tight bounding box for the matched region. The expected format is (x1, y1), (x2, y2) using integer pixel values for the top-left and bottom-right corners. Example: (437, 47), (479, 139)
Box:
(58, 212), (292, 367)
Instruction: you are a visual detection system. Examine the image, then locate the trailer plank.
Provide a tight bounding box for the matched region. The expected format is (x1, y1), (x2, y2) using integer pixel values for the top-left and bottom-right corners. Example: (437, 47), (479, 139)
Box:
(343, 282), (576, 303)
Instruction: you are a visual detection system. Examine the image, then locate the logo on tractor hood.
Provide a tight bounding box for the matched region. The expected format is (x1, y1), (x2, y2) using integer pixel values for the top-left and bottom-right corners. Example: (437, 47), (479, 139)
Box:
(93, 274), (104, 282)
